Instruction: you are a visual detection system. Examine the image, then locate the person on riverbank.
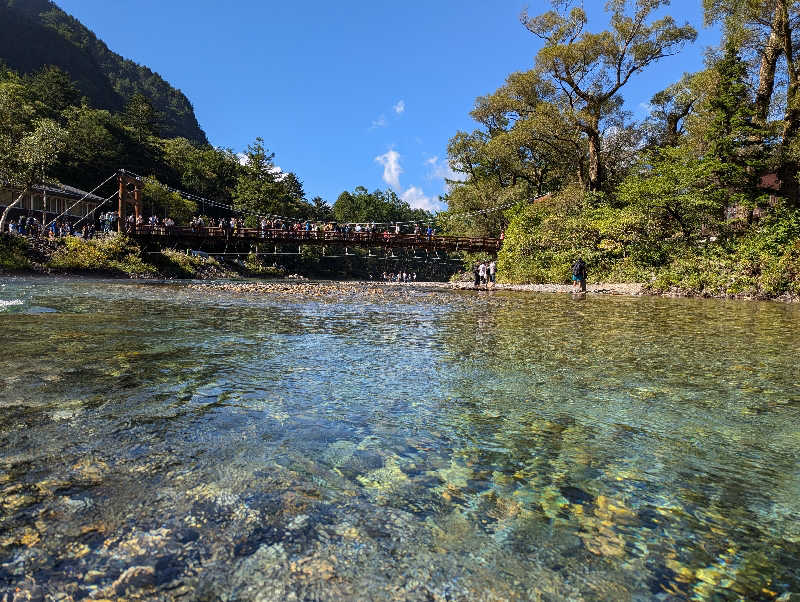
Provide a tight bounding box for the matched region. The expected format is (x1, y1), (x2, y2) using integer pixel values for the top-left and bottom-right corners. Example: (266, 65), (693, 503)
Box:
(488, 260), (496, 287)
(473, 263), (481, 288)
(572, 257), (587, 292)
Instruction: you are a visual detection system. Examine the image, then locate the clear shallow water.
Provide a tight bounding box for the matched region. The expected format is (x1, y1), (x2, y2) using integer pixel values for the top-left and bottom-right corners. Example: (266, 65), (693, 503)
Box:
(1, 277), (799, 600)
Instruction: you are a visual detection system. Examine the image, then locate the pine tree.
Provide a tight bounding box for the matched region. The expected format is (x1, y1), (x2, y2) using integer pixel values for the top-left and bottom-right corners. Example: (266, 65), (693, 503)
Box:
(705, 42), (774, 216)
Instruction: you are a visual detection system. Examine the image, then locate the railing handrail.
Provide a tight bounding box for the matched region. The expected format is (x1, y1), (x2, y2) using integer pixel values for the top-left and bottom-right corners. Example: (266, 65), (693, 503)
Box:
(128, 225), (501, 250)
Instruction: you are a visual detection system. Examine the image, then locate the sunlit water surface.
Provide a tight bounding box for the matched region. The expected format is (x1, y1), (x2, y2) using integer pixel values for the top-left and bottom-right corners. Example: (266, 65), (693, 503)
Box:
(1, 277), (799, 600)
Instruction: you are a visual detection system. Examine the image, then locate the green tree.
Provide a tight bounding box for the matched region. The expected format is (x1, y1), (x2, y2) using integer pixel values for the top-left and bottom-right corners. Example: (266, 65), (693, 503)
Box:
(703, 0), (790, 123)
(617, 145), (726, 241)
(123, 92), (159, 143)
(0, 80), (68, 231)
(704, 1), (800, 204)
(333, 186), (431, 225)
(309, 196), (334, 221)
(644, 73), (700, 148)
(703, 42), (774, 214)
(24, 66), (82, 119)
(59, 104), (120, 187)
(522, 0), (697, 191)
(162, 137), (240, 203)
(232, 137), (285, 221)
(141, 176), (197, 223)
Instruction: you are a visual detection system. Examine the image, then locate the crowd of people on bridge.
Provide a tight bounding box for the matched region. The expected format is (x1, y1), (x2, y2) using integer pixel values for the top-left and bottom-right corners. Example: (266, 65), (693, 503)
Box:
(3, 208), (441, 241)
(4, 201), (463, 256)
(249, 219), (436, 239)
(6, 214), (98, 239)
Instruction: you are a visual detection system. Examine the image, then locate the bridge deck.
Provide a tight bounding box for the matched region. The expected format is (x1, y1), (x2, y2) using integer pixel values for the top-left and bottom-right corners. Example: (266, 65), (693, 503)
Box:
(130, 226), (502, 253)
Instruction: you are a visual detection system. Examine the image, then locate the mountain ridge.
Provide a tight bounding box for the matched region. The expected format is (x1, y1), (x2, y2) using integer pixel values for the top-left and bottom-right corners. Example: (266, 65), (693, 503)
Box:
(0, 0), (208, 144)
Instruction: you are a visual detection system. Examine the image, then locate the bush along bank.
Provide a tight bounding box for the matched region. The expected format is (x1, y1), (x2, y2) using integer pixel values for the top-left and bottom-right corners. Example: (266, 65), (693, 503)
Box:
(495, 187), (800, 301)
(0, 234), (241, 279)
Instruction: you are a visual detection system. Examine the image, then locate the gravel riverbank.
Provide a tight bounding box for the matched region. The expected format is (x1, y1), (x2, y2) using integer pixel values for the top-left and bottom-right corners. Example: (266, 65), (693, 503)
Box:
(185, 280), (645, 301)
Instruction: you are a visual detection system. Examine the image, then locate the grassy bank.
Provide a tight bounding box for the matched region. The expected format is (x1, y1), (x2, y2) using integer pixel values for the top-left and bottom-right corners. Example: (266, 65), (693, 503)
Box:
(0, 234), (246, 279)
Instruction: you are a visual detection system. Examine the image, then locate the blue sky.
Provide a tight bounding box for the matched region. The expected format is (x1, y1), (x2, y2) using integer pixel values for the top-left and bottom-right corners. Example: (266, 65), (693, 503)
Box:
(56, 0), (719, 211)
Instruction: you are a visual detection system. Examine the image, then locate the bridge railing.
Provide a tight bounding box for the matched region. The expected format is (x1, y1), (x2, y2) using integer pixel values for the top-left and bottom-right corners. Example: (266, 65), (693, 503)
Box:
(129, 225), (501, 251)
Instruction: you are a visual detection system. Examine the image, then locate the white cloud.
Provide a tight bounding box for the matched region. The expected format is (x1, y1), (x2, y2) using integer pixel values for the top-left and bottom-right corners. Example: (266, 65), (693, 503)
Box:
(237, 152), (285, 180)
(426, 155), (466, 191)
(374, 148), (443, 211)
(375, 149), (403, 189)
(370, 114), (387, 129)
(401, 186), (442, 212)
(393, 100), (405, 115)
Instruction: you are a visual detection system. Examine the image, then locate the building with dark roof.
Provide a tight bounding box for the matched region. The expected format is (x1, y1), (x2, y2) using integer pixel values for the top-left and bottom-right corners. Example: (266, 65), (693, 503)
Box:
(0, 182), (106, 223)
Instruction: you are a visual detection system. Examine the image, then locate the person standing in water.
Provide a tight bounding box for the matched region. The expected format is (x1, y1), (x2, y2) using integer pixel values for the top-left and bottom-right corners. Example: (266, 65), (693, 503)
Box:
(571, 257), (587, 292)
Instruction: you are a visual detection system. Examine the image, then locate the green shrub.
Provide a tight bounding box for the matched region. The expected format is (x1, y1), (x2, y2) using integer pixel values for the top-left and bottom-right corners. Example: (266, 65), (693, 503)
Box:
(0, 234), (32, 270)
(49, 235), (156, 276)
(245, 253), (285, 277)
(152, 249), (229, 279)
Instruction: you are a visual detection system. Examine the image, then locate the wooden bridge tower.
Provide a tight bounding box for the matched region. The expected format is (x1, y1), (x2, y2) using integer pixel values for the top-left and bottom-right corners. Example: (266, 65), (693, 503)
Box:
(117, 171), (142, 232)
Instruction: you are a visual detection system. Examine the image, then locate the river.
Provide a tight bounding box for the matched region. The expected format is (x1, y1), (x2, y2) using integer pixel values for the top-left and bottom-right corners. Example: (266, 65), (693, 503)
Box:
(1, 277), (799, 600)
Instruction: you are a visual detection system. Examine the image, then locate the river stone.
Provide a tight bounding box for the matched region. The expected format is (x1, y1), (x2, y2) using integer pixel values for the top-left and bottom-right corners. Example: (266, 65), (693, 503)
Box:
(230, 543), (292, 601)
(111, 565), (155, 595)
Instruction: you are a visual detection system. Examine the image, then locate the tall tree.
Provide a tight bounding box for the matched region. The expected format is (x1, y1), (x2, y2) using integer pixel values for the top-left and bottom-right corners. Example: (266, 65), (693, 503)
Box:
(0, 80), (67, 231)
(162, 137), (240, 203)
(141, 176), (197, 223)
(645, 74), (699, 148)
(123, 92), (159, 143)
(309, 196), (334, 221)
(617, 146), (726, 241)
(522, 0), (697, 191)
(25, 66), (81, 119)
(703, 0), (791, 123)
(233, 137), (285, 221)
(704, 0), (800, 203)
(705, 42), (774, 218)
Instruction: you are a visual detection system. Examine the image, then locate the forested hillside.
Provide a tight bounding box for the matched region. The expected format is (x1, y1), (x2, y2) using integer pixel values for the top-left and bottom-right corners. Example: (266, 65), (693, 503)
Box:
(0, 0), (207, 144)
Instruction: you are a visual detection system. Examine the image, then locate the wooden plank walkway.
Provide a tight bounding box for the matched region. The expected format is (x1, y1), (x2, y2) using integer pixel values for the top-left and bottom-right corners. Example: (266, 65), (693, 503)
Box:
(130, 226), (502, 253)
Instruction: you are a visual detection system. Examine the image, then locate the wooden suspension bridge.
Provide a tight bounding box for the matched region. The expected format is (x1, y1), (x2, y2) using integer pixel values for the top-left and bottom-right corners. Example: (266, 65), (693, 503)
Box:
(129, 225), (502, 254)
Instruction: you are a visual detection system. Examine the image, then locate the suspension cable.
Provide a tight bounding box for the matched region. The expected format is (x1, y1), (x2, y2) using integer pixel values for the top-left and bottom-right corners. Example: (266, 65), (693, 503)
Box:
(119, 169), (538, 229)
(43, 173), (117, 230)
(71, 190), (119, 228)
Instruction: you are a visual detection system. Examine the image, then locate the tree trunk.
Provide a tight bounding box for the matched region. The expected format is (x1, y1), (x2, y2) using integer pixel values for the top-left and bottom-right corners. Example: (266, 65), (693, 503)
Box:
(586, 126), (604, 192)
(755, 2), (785, 123)
(0, 189), (27, 233)
(665, 114), (681, 147)
(780, 0), (800, 205)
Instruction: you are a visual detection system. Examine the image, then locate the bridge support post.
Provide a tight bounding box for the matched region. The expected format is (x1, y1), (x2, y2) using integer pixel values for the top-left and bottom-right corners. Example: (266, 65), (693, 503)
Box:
(117, 176), (124, 233)
(117, 171), (142, 233)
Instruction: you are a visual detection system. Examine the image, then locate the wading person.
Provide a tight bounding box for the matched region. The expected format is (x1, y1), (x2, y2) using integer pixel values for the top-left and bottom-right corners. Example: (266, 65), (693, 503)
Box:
(478, 261), (487, 286)
(571, 257), (587, 292)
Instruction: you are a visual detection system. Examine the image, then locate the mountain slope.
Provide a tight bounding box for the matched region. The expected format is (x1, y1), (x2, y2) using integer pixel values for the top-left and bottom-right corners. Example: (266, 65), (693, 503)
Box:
(0, 0), (208, 144)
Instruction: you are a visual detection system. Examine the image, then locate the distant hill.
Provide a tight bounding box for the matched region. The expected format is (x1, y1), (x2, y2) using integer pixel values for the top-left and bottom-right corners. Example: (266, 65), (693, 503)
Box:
(0, 0), (208, 144)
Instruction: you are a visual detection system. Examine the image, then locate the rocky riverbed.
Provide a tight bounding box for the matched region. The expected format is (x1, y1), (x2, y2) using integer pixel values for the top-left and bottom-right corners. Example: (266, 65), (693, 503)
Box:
(186, 280), (645, 302)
